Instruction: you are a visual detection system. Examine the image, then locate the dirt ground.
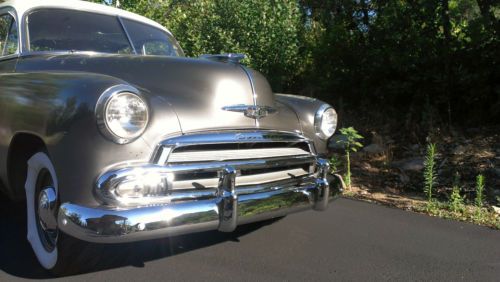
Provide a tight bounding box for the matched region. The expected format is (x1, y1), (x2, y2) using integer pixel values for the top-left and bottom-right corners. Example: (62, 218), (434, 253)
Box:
(329, 123), (500, 222)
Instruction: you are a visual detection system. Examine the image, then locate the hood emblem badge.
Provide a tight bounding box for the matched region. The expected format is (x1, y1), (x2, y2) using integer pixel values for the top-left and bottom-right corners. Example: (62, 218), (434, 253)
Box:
(222, 104), (277, 120)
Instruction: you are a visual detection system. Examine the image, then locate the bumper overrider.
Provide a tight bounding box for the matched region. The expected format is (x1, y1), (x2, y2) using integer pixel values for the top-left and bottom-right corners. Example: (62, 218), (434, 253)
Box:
(58, 157), (339, 244)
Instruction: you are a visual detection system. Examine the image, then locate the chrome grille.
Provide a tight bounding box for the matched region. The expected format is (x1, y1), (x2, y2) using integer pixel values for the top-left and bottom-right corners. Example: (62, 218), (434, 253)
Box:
(154, 131), (315, 190)
(168, 147), (310, 163)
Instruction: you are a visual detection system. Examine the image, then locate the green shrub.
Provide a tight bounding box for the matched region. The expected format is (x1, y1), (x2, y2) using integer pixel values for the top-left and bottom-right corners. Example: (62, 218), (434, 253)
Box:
(337, 127), (363, 188)
(475, 174), (485, 207)
(423, 143), (437, 203)
(329, 154), (342, 174)
(448, 174), (464, 213)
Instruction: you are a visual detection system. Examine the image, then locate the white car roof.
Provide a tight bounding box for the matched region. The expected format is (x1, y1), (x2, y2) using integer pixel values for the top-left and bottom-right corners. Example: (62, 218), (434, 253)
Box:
(0, 0), (172, 35)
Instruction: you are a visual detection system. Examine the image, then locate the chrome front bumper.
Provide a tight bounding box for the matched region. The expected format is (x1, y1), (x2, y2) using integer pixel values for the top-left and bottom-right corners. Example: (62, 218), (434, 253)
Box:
(57, 159), (338, 244)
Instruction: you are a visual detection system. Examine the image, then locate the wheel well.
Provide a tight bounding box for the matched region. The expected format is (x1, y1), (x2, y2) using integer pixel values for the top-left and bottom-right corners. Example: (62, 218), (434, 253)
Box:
(7, 133), (47, 200)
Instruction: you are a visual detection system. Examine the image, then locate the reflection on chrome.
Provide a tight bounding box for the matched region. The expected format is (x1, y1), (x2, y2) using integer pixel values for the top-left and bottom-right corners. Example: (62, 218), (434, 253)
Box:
(58, 158), (338, 243)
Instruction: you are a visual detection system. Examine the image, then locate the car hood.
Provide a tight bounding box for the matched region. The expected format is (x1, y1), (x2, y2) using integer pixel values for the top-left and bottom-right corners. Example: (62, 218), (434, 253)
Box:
(16, 54), (302, 135)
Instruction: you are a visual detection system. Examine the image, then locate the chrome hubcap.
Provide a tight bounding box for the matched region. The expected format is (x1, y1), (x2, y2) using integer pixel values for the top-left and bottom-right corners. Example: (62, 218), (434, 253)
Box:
(35, 172), (59, 252)
(38, 187), (58, 232)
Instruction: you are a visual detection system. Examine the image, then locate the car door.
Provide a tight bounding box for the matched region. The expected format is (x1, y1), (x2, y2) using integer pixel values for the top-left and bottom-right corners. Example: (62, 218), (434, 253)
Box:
(0, 8), (19, 197)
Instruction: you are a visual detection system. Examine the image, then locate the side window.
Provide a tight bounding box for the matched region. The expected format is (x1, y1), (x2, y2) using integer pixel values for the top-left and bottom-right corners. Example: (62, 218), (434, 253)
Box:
(0, 13), (18, 56)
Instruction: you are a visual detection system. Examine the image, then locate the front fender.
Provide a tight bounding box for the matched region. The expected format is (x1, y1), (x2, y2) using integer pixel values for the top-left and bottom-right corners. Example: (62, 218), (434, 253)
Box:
(0, 72), (181, 205)
(275, 94), (333, 155)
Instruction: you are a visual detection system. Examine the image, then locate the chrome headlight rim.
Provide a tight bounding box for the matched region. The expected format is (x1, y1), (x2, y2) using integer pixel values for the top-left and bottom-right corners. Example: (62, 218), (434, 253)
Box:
(314, 104), (337, 140)
(96, 84), (149, 144)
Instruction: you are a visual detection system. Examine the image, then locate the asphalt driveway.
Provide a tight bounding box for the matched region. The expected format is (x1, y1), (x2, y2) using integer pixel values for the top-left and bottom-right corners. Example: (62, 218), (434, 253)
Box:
(1, 197), (499, 281)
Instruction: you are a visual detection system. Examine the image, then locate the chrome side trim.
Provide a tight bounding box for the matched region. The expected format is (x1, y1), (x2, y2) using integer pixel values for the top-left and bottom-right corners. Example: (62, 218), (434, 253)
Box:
(59, 159), (333, 243)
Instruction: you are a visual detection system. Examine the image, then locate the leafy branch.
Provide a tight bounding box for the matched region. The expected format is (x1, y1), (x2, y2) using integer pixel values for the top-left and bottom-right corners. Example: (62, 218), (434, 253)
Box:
(337, 127), (364, 189)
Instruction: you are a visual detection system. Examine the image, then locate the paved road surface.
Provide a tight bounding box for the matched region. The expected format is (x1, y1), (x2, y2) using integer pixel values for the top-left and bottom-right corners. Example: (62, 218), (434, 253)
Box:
(1, 197), (499, 281)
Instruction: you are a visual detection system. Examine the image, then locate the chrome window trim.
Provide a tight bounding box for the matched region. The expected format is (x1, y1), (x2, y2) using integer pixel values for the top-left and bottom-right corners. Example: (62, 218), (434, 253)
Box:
(0, 53), (19, 61)
(118, 15), (185, 57)
(20, 6), (185, 56)
(117, 16), (137, 55)
(95, 84), (149, 144)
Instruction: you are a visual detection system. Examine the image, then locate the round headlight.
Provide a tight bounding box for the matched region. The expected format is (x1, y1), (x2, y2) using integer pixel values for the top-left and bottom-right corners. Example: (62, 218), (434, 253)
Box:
(96, 85), (149, 144)
(315, 105), (337, 140)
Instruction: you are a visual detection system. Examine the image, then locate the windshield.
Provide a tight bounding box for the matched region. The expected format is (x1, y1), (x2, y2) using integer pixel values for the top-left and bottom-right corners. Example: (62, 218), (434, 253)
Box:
(27, 8), (183, 56)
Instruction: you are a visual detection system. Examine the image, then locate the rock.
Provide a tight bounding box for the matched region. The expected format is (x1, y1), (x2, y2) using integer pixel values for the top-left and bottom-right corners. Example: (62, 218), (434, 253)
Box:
(397, 172), (410, 184)
(363, 144), (385, 155)
(328, 134), (348, 151)
(370, 132), (383, 143)
(392, 158), (425, 172)
(385, 138), (395, 145)
(385, 187), (400, 194)
(410, 144), (420, 151)
(492, 206), (500, 215)
(466, 128), (481, 134)
(488, 167), (500, 178)
(453, 145), (468, 155)
(359, 162), (380, 173)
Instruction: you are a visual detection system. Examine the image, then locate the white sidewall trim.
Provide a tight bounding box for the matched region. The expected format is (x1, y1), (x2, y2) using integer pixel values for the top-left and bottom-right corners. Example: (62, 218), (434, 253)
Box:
(25, 152), (58, 270)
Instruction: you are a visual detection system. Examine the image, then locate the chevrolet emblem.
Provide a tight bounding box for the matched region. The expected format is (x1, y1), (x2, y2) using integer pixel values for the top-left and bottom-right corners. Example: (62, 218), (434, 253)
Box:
(222, 105), (277, 120)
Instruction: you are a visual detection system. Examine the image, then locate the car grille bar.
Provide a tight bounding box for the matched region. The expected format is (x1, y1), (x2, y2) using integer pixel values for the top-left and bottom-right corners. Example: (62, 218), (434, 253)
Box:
(96, 131), (319, 207)
(167, 147), (310, 163)
(149, 131), (316, 191)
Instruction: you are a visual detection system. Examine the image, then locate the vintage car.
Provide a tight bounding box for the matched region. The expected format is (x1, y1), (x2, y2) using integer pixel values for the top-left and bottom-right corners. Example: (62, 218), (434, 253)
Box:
(0, 0), (340, 274)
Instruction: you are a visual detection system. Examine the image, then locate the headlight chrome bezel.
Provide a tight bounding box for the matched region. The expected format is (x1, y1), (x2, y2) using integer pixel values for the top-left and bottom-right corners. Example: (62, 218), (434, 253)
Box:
(96, 84), (149, 144)
(314, 104), (337, 140)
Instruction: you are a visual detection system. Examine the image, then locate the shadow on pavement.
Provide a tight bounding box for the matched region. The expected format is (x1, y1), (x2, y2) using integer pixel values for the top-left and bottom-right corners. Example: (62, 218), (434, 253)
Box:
(0, 196), (281, 279)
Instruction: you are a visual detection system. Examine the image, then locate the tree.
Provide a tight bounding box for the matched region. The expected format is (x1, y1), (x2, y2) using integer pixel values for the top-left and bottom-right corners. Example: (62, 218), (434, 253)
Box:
(87, 0), (499, 126)
(90, 0), (305, 92)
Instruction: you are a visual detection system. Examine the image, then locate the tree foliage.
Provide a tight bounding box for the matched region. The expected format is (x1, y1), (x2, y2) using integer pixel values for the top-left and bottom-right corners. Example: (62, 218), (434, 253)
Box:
(89, 0), (499, 125)
(91, 0), (304, 91)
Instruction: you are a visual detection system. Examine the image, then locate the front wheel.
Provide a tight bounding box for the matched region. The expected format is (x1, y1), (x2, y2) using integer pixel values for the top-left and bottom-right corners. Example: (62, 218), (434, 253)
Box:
(25, 152), (87, 276)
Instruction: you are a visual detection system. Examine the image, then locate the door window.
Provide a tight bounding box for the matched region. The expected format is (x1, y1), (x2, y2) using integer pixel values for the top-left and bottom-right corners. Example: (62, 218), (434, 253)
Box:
(0, 13), (18, 56)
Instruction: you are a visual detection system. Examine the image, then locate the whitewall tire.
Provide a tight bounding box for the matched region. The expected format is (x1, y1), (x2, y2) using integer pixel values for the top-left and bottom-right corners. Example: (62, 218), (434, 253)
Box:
(25, 152), (59, 270)
(24, 152), (90, 276)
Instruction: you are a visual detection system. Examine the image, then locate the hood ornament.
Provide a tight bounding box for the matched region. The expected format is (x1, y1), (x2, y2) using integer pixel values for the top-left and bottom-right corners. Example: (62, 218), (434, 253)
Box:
(223, 104), (277, 120)
(200, 53), (246, 64)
